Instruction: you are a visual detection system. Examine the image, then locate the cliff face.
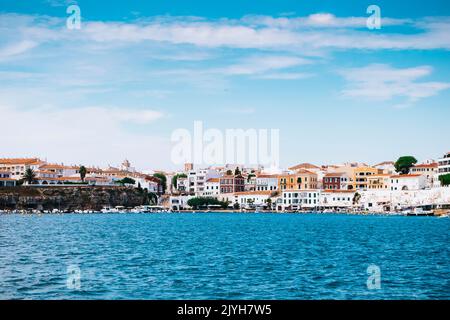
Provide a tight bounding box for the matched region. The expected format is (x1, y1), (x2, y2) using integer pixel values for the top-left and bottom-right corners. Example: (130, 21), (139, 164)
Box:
(0, 186), (150, 211)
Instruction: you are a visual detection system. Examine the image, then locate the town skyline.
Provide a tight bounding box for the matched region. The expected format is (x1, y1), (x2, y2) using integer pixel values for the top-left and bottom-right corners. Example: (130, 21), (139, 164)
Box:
(1, 0), (449, 170)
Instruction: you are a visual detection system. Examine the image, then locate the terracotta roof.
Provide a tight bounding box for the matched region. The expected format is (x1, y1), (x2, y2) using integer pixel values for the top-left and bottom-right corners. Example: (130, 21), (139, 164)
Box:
(39, 164), (67, 170)
(280, 170), (316, 176)
(322, 190), (355, 193)
(37, 170), (61, 174)
(413, 163), (438, 168)
(0, 158), (43, 165)
(289, 163), (320, 170)
(206, 178), (220, 183)
(390, 174), (422, 179)
(256, 174), (278, 178)
(324, 172), (346, 177)
(282, 189), (319, 192)
(233, 191), (273, 196)
(0, 178), (15, 181)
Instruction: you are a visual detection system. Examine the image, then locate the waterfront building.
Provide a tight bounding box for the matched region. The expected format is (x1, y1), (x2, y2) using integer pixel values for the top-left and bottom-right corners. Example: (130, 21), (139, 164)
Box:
(278, 170), (318, 191)
(232, 191), (272, 209)
(203, 178), (220, 197)
(220, 175), (245, 194)
(187, 168), (221, 196)
(255, 174), (279, 191)
(281, 189), (320, 210)
(367, 174), (391, 190)
(0, 171), (16, 187)
(320, 190), (355, 209)
(437, 152), (450, 180)
(410, 163), (438, 188)
(323, 172), (351, 190)
(0, 158), (44, 180)
(390, 174), (427, 191)
(289, 163), (324, 188)
(169, 195), (195, 211)
(353, 166), (380, 190)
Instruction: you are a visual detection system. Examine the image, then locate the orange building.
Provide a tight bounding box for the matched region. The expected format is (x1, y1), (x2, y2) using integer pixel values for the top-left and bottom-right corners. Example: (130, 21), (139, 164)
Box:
(278, 169), (318, 191)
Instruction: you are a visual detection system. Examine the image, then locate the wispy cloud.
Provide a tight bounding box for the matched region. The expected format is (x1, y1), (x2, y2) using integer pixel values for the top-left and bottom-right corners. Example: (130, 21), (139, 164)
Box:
(0, 40), (38, 61)
(339, 63), (450, 104)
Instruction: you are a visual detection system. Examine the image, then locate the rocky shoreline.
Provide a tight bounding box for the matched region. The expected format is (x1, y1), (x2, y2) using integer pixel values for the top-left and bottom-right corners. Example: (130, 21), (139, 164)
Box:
(0, 186), (153, 212)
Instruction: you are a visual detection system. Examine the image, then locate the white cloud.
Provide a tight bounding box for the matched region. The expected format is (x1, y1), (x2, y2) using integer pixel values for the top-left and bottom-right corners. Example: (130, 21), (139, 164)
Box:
(2, 13), (450, 56)
(339, 64), (450, 103)
(242, 13), (411, 29)
(0, 103), (170, 169)
(222, 56), (310, 75)
(0, 40), (38, 60)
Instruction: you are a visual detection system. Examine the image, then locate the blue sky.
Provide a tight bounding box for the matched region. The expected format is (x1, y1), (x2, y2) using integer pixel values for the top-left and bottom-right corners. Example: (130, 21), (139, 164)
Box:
(0, 0), (449, 170)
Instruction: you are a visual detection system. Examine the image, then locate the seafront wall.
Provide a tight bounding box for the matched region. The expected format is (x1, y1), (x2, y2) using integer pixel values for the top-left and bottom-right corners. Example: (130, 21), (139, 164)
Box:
(0, 186), (150, 211)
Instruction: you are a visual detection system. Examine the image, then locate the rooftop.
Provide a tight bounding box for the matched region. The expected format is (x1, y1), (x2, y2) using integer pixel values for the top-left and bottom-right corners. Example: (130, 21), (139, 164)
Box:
(288, 163), (320, 171)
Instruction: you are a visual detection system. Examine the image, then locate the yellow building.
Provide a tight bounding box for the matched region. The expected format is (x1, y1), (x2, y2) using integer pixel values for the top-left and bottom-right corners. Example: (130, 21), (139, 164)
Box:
(278, 169), (318, 191)
(367, 174), (391, 189)
(353, 167), (381, 190)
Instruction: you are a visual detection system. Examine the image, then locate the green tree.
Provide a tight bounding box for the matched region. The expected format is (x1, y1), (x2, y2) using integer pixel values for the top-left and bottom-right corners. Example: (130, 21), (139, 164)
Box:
(395, 156), (418, 174)
(439, 174), (450, 186)
(153, 173), (167, 194)
(233, 202), (240, 210)
(234, 167), (241, 176)
(79, 165), (87, 182)
(23, 168), (37, 185)
(187, 197), (228, 210)
(226, 169), (233, 176)
(115, 177), (136, 186)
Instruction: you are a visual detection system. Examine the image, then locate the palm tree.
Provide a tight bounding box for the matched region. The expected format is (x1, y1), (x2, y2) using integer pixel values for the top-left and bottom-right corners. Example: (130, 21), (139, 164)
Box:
(23, 168), (37, 185)
(79, 166), (87, 182)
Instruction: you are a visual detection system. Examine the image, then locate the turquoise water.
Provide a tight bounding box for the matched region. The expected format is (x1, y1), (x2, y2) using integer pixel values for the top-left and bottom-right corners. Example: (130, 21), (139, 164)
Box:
(0, 213), (448, 300)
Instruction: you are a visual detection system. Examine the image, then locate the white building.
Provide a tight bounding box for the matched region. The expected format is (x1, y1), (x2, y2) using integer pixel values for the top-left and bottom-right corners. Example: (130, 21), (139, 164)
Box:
(437, 152), (450, 180)
(255, 174), (278, 191)
(390, 174), (427, 191)
(232, 191), (272, 209)
(320, 190), (355, 209)
(410, 163), (438, 188)
(203, 178), (220, 197)
(0, 158), (44, 180)
(187, 168), (221, 196)
(0, 171), (16, 187)
(169, 195), (195, 211)
(281, 190), (320, 210)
